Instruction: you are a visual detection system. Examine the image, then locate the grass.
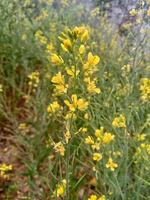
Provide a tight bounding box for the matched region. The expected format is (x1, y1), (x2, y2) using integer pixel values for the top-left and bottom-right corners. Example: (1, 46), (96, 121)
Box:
(0, 0), (150, 199)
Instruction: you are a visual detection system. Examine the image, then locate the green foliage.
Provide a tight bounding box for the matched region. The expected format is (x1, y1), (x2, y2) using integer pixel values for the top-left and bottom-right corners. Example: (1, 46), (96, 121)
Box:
(0, 0), (150, 199)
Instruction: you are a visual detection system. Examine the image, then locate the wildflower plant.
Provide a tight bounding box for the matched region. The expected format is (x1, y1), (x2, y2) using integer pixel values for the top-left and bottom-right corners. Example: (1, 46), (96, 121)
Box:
(0, 0), (150, 199)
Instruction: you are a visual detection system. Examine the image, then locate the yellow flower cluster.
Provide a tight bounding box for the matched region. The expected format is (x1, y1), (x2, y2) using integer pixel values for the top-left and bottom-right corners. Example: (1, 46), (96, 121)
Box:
(66, 66), (80, 78)
(84, 78), (101, 94)
(35, 30), (47, 45)
(0, 164), (13, 179)
(28, 71), (40, 90)
(79, 44), (85, 54)
(121, 64), (131, 77)
(35, 9), (48, 22)
(18, 123), (30, 135)
(45, 26), (102, 162)
(93, 153), (102, 161)
(139, 78), (150, 102)
(61, 38), (72, 52)
(136, 133), (146, 142)
(129, 9), (138, 16)
(90, 7), (100, 18)
(134, 143), (150, 162)
(106, 157), (118, 171)
(51, 72), (68, 94)
(53, 179), (66, 197)
(85, 127), (115, 164)
(112, 114), (126, 128)
(47, 101), (62, 114)
(84, 52), (101, 95)
(64, 94), (88, 112)
(73, 25), (90, 42)
(88, 194), (106, 200)
(53, 141), (65, 156)
(64, 129), (71, 144)
(46, 42), (54, 54)
(50, 54), (64, 65)
(0, 164), (12, 171)
(84, 52), (100, 76)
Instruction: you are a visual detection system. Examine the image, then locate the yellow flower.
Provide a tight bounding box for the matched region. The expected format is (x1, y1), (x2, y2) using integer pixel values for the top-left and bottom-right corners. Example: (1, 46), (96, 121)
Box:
(87, 52), (100, 65)
(54, 142), (65, 156)
(88, 194), (106, 200)
(77, 127), (87, 134)
(66, 66), (80, 78)
(147, 9), (150, 16)
(64, 94), (88, 112)
(121, 22), (132, 30)
(95, 127), (104, 139)
(84, 113), (89, 120)
(121, 64), (131, 76)
(85, 78), (101, 94)
(54, 179), (66, 197)
(21, 34), (27, 41)
(61, 38), (72, 52)
(28, 71), (40, 88)
(81, 29), (89, 42)
(91, 7), (100, 17)
(18, 123), (27, 130)
(74, 26), (90, 42)
(84, 52), (100, 71)
(35, 9), (48, 21)
(47, 101), (62, 113)
(85, 136), (94, 145)
(46, 43), (54, 53)
(98, 195), (106, 200)
(50, 54), (64, 65)
(137, 133), (146, 141)
(51, 72), (65, 85)
(0, 164), (13, 172)
(146, 144), (150, 155)
(82, 128), (87, 133)
(0, 164), (13, 180)
(65, 112), (77, 120)
(54, 84), (68, 94)
(28, 71), (40, 84)
(92, 142), (101, 150)
(51, 72), (68, 94)
(129, 9), (138, 16)
(102, 132), (114, 144)
(112, 114), (126, 128)
(106, 158), (118, 171)
(64, 130), (71, 143)
(88, 195), (97, 200)
(93, 153), (102, 161)
(139, 78), (150, 102)
(35, 30), (47, 45)
(79, 44), (85, 54)
(114, 151), (122, 157)
(28, 71), (39, 80)
(140, 143), (146, 148)
(74, 26), (87, 35)
(136, 17), (141, 24)
(18, 123), (29, 135)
